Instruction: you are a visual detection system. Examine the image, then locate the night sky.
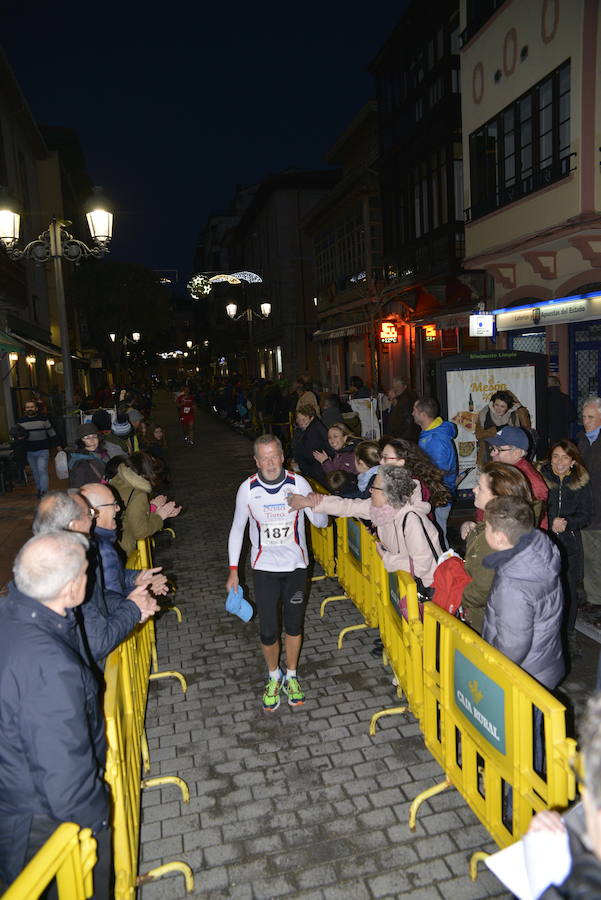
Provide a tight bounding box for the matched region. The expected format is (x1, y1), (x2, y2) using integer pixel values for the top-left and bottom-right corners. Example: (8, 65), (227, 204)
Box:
(3, 1), (407, 287)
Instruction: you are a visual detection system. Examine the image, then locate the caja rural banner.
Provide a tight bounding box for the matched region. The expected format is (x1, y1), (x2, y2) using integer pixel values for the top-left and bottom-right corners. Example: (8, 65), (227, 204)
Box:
(446, 365), (537, 491)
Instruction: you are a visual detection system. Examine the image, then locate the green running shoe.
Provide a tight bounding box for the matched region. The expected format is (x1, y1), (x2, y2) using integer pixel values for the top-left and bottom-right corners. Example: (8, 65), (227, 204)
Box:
(283, 676), (305, 706)
(262, 676), (282, 712)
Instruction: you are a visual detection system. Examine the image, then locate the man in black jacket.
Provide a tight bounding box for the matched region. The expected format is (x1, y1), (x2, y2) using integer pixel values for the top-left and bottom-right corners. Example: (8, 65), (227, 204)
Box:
(577, 397), (601, 609)
(0, 532), (111, 895)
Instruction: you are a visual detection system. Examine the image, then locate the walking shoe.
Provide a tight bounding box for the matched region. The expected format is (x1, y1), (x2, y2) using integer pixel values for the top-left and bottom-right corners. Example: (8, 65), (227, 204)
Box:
(283, 676), (305, 707)
(262, 675), (282, 712)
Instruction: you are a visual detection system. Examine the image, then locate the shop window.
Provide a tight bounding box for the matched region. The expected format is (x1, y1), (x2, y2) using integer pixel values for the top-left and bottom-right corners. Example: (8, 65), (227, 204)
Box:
(508, 329), (546, 355)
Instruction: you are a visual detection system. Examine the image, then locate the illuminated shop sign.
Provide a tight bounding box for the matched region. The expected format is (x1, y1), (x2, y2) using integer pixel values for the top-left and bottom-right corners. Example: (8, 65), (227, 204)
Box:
(380, 322), (398, 343)
(493, 291), (601, 332)
(423, 324), (438, 342)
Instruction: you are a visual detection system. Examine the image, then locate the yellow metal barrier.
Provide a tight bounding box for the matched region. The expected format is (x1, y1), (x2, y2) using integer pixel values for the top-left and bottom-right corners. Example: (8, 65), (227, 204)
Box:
(126, 541), (187, 694)
(306, 478), (337, 581)
(369, 565), (424, 734)
(100, 538), (193, 897)
(3, 823), (96, 900)
(333, 518), (379, 647)
(104, 647), (193, 899)
(412, 604), (577, 847)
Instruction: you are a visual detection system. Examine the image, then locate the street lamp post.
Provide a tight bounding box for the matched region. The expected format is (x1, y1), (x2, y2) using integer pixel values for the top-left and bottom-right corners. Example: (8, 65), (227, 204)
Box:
(109, 331), (141, 384)
(0, 186), (113, 442)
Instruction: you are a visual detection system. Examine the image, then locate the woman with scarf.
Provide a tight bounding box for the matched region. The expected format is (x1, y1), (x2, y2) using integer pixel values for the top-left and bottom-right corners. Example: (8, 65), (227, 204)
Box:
(288, 465), (442, 586)
(475, 390), (531, 465)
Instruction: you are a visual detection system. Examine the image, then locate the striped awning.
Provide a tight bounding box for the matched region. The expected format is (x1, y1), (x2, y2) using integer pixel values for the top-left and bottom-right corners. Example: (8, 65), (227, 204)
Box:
(313, 321), (371, 341)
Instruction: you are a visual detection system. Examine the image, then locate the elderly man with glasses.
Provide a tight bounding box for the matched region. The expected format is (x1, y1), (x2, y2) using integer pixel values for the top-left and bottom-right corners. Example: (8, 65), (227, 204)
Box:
(81, 482), (169, 609)
(485, 426), (548, 529)
(32, 490), (158, 669)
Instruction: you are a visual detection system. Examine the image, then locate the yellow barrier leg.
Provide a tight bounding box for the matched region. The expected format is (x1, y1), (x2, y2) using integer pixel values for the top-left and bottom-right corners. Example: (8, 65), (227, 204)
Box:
(337, 623), (368, 649)
(320, 594), (347, 617)
(141, 729), (151, 774)
(409, 778), (451, 831)
(142, 775), (190, 803)
(149, 670), (188, 693)
(469, 851), (490, 881)
(369, 705), (408, 736)
(137, 861), (195, 892)
(151, 641), (159, 674)
(163, 604), (183, 623)
(311, 574), (330, 582)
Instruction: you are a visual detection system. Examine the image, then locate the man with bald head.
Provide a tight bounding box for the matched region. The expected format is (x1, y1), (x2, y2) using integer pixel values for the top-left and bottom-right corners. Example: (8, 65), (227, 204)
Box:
(33, 490), (158, 666)
(0, 532), (111, 894)
(81, 482), (168, 605)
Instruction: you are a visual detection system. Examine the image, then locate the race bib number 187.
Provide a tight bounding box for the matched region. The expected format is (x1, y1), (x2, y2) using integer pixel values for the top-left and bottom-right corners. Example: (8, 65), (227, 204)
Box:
(261, 522), (294, 546)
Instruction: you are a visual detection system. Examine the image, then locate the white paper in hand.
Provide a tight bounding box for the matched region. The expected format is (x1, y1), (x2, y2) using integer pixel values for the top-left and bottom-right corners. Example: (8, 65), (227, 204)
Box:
(485, 829), (571, 900)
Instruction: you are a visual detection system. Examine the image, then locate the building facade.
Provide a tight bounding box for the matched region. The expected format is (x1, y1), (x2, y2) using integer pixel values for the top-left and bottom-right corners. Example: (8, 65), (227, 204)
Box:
(370, 0), (487, 395)
(461, 0), (601, 411)
(220, 170), (340, 380)
(302, 102), (386, 394)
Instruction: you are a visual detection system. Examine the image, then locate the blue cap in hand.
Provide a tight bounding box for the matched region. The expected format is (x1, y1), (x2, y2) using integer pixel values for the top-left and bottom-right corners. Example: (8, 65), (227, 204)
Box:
(225, 585), (253, 623)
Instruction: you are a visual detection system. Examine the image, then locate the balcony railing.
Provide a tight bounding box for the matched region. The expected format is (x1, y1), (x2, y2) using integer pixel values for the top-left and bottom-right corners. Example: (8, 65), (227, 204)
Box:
(465, 154), (576, 223)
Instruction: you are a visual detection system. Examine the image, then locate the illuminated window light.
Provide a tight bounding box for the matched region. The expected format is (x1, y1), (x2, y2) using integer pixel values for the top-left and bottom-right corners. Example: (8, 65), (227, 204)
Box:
(26, 355), (36, 365)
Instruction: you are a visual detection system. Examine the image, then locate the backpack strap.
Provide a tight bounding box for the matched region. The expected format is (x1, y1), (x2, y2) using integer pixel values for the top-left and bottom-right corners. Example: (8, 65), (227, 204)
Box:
(401, 509), (439, 564)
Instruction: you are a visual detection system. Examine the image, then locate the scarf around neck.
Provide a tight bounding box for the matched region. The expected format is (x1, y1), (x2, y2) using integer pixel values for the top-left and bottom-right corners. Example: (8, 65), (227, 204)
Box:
(369, 502), (397, 527)
(358, 464), (380, 491)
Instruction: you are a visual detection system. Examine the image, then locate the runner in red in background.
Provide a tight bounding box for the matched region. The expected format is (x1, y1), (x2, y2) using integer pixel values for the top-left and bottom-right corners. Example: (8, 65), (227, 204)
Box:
(175, 383), (196, 445)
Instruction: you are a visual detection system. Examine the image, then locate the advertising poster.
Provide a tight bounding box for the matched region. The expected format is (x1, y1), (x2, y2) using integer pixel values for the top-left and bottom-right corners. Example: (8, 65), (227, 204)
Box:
(446, 364), (537, 491)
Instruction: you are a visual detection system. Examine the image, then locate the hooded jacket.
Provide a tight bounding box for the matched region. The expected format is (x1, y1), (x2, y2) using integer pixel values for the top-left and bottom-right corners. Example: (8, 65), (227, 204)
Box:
(110, 464), (164, 555)
(314, 483), (442, 585)
(418, 417), (458, 494)
(291, 417), (332, 483)
(321, 441), (358, 475)
(482, 529), (565, 689)
(0, 584), (109, 885)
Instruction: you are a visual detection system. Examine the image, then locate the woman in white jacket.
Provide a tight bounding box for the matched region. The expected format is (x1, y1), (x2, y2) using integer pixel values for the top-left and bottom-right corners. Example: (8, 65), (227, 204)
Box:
(288, 465), (442, 586)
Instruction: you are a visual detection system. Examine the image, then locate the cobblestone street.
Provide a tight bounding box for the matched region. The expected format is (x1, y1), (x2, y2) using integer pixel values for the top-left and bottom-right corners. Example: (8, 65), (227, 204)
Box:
(139, 404), (511, 900)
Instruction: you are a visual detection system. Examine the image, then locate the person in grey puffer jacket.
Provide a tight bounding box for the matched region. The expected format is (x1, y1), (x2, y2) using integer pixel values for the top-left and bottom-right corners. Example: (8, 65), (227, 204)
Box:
(482, 495), (565, 690)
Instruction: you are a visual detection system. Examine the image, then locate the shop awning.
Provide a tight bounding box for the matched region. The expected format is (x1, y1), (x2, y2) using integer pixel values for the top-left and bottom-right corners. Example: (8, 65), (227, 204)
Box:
(313, 321), (371, 341)
(0, 330), (25, 352)
(8, 331), (61, 357)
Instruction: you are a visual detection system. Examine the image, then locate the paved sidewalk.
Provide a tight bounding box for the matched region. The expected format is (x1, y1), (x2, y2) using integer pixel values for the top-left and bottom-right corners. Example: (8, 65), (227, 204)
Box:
(139, 406), (511, 900)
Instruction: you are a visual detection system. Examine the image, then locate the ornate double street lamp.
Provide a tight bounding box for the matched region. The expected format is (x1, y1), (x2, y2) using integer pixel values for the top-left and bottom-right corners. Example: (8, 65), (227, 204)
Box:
(0, 186), (113, 441)
(188, 270), (271, 377)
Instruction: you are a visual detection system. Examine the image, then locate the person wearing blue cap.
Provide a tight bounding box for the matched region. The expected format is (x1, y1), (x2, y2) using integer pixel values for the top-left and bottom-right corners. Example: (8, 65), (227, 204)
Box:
(486, 426), (549, 529)
(226, 435), (328, 712)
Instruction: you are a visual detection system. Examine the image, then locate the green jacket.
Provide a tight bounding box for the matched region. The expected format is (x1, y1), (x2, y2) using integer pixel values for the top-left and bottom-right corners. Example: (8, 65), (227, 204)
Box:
(110, 465), (163, 556)
(462, 522), (494, 634)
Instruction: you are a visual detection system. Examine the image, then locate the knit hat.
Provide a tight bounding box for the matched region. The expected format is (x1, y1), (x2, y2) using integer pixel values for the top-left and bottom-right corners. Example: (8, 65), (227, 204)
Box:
(92, 409), (112, 432)
(78, 423), (100, 439)
(127, 408), (143, 425)
(112, 417), (132, 437)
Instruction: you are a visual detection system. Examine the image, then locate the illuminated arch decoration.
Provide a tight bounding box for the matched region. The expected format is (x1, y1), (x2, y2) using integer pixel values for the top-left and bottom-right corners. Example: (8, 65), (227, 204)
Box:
(187, 274), (212, 299)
